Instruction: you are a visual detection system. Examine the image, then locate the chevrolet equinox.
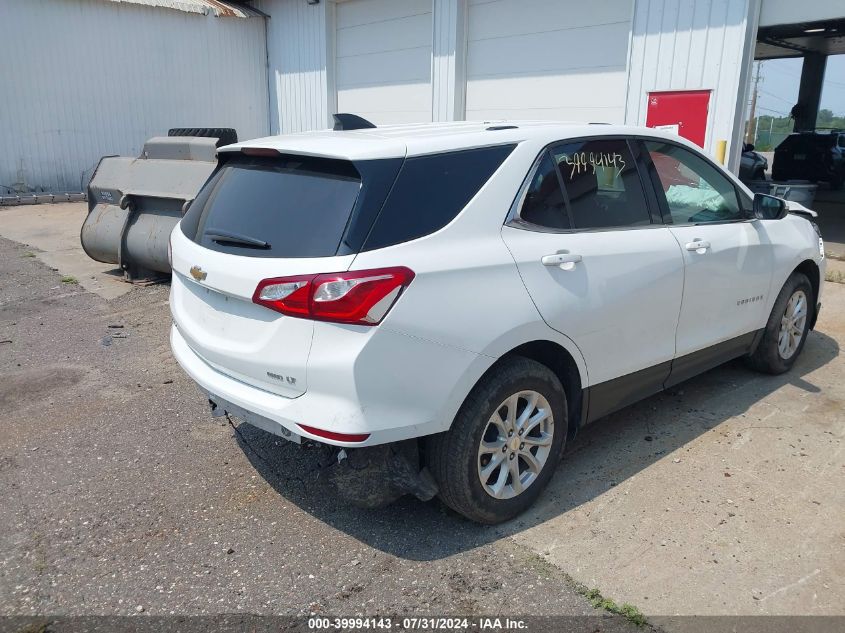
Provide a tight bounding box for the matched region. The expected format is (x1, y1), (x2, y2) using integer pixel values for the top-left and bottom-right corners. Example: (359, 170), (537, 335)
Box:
(169, 118), (825, 524)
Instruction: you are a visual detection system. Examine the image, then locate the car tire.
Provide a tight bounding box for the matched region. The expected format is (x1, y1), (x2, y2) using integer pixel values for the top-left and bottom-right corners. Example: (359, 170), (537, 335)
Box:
(426, 357), (567, 524)
(745, 272), (814, 375)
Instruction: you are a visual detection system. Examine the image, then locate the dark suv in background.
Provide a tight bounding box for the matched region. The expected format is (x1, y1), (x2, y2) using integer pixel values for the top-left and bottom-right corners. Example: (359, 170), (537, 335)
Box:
(772, 129), (845, 189)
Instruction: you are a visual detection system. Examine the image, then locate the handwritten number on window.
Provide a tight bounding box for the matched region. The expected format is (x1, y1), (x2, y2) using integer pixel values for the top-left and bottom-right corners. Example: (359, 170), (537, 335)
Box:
(560, 152), (627, 180)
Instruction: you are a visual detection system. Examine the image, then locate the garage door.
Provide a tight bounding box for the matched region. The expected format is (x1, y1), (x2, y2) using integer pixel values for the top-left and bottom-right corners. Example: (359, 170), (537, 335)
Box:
(465, 0), (631, 123)
(335, 0), (432, 124)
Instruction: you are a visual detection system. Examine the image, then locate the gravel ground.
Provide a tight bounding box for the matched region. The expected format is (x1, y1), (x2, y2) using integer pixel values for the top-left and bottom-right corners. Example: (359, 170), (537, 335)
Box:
(0, 237), (638, 630)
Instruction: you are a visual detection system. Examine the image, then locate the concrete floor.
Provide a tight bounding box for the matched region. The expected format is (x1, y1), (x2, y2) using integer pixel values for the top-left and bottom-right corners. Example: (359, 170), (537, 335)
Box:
(1, 202), (843, 625)
(0, 236), (637, 629)
(0, 202), (131, 300)
(513, 282), (844, 616)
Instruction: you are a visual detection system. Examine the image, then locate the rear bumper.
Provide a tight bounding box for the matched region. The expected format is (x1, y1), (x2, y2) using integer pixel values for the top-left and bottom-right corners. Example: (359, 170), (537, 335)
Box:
(171, 323), (487, 447)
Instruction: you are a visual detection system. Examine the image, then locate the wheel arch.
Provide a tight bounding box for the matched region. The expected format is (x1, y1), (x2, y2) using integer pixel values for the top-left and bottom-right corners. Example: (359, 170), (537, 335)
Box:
(794, 259), (820, 329)
(500, 341), (585, 440)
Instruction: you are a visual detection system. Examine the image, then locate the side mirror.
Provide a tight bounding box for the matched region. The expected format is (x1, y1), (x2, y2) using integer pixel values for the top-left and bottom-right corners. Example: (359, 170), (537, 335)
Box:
(753, 193), (788, 220)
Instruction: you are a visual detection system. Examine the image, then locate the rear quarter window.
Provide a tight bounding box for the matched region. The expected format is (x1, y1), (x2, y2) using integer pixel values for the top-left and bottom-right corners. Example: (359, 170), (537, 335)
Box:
(362, 144), (515, 251)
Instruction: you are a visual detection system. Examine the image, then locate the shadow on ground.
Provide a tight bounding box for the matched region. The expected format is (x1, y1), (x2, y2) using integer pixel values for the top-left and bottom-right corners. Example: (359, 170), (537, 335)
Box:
(235, 330), (839, 562)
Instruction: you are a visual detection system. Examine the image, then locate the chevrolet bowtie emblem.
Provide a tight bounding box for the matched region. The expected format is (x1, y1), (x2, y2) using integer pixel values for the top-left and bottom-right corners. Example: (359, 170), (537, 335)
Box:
(190, 265), (207, 281)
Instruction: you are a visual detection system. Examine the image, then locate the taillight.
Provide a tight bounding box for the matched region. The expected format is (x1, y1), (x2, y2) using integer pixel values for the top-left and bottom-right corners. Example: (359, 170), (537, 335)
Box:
(252, 267), (414, 326)
(253, 275), (314, 318)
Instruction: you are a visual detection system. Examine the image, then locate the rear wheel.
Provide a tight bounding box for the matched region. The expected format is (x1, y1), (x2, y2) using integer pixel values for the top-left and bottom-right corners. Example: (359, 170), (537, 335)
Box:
(427, 357), (567, 524)
(746, 272), (813, 374)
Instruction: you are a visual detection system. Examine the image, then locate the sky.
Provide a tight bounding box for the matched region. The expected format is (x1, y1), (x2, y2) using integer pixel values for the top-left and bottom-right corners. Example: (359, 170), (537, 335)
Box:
(755, 54), (845, 118)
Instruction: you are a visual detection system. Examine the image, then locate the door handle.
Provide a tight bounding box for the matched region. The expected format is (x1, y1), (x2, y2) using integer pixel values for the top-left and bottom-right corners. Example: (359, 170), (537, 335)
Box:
(685, 240), (710, 252)
(541, 252), (582, 270)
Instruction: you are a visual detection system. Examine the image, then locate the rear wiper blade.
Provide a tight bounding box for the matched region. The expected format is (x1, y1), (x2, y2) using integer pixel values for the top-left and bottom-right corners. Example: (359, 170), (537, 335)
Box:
(205, 228), (270, 249)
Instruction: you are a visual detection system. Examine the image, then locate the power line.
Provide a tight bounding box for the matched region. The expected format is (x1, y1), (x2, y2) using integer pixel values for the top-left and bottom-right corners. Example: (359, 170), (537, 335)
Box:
(759, 89), (794, 105)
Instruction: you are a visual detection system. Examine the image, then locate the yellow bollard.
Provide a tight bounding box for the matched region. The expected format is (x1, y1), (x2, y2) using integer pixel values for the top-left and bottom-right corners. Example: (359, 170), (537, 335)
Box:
(716, 140), (727, 165)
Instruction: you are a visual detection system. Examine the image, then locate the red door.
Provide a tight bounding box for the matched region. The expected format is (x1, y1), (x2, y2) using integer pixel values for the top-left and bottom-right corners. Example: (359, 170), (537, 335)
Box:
(645, 90), (710, 148)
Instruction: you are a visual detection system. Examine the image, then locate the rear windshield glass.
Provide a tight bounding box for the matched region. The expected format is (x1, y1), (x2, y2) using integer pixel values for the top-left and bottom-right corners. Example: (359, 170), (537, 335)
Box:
(181, 155), (362, 258)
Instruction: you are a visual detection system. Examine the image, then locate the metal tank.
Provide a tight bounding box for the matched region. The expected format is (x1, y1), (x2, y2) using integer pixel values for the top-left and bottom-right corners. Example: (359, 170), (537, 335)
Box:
(81, 133), (226, 283)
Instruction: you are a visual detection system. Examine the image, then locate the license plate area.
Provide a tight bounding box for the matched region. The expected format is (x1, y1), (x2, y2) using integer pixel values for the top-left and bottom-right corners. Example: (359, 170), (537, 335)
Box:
(208, 393), (301, 444)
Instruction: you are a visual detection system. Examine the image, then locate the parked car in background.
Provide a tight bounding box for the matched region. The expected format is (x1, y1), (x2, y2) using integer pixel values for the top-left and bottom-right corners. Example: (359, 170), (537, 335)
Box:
(169, 119), (825, 524)
(739, 143), (768, 183)
(772, 129), (845, 189)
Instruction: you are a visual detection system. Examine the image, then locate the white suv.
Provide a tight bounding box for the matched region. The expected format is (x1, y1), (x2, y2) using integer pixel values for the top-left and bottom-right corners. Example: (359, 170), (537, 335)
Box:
(169, 119), (825, 524)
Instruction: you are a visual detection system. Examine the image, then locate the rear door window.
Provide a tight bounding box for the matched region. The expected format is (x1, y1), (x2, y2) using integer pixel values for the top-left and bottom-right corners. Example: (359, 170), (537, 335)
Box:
(362, 144), (515, 250)
(550, 139), (651, 230)
(182, 155), (362, 258)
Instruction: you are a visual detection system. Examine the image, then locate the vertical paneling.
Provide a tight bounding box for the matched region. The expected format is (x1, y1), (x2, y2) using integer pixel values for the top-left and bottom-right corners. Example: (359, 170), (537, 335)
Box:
(624, 0), (757, 168)
(464, 0), (633, 123)
(432, 0), (467, 122)
(334, 0), (433, 125)
(0, 0), (269, 193)
(255, 0), (334, 134)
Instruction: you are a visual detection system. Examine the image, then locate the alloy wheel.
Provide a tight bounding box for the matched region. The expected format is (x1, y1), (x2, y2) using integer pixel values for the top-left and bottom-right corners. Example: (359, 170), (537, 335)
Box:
(778, 289), (808, 359)
(477, 390), (554, 499)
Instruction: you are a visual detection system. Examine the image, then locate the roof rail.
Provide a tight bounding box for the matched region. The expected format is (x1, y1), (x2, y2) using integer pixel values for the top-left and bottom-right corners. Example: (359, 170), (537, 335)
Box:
(333, 113), (377, 131)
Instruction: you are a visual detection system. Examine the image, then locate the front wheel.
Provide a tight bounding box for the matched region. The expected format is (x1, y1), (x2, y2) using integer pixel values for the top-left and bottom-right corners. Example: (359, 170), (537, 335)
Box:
(427, 357), (567, 524)
(746, 272), (813, 374)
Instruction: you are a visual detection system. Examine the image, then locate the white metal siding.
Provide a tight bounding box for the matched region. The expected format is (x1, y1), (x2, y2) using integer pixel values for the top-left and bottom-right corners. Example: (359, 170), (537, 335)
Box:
(464, 0), (632, 123)
(0, 0), (268, 193)
(335, 0), (433, 125)
(624, 0), (755, 167)
(256, 0), (335, 134)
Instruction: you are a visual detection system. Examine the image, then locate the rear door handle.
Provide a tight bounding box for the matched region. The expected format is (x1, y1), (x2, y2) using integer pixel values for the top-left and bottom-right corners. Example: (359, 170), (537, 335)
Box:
(541, 253), (582, 270)
(685, 240), (711, 252)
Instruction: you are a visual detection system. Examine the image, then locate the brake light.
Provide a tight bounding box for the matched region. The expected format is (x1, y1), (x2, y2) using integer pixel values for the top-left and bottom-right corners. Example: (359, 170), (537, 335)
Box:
(240, 147), (280, 157)
(253, 266), (414, 325)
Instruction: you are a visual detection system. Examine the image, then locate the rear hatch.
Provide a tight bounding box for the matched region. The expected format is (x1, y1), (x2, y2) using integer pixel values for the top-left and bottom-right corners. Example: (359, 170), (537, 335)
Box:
(170, 151), (401, 398)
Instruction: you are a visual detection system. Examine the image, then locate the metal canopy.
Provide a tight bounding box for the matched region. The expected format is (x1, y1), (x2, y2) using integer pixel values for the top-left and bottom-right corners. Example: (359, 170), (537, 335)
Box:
(756, 18), (845, 59)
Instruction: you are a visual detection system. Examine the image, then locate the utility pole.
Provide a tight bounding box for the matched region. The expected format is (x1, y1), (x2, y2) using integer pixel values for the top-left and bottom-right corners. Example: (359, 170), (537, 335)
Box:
(745, 61), (762, 145)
